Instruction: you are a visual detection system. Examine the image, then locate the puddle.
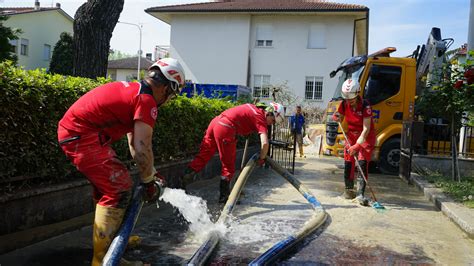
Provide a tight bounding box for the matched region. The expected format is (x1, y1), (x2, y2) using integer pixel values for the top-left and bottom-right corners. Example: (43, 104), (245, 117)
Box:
(283, 233), (435, 265)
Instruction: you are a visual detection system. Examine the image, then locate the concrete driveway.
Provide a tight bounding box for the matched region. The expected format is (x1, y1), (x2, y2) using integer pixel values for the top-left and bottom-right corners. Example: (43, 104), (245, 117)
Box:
(1, 155), (473, 265)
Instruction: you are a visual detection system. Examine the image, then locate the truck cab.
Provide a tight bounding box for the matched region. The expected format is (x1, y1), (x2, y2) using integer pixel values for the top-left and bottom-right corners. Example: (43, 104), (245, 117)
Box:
(323, 48), (417, 174)
(323, 28), (450, 175)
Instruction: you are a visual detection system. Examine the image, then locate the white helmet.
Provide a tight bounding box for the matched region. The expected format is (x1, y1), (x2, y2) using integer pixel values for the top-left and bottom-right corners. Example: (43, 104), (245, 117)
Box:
(266, 102), (285, 124)
(341, 79), (360, 99)
(150, 58), (186, 95)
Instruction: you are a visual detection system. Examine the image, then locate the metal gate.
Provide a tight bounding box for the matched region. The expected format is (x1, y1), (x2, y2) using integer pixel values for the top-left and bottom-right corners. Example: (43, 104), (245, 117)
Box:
(400, 121), (424, 182)
(269, 116), (296, 174)
(400, 120), (474, 181)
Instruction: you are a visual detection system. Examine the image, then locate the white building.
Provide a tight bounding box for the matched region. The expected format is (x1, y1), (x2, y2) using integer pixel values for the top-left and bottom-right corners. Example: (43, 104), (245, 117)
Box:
(146, 0), (368, 108)
(1, 1), (73, 71)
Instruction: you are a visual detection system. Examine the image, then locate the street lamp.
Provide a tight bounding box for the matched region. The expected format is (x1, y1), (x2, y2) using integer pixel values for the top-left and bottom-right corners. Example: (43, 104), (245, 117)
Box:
(118, 21), (142, 80)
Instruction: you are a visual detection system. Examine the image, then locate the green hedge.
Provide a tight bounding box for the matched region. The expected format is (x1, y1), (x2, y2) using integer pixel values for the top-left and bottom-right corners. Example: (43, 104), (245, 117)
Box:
(0, 61), (236, 187)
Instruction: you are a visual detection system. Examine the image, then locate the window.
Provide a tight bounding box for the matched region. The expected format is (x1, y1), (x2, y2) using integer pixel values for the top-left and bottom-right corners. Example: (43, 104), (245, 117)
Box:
(308, 24), (326, 49)
(305, 76), (323, 100)
(126, 74), (137, 82)
(43, 44), (51, 60)
(256, 25), (273, 47)
(363, 65), (402, 105)
(253, 75), (271, 98)
(20, 38), (29, 56)
(9, 39), (18, 54)
(20, 39), (29, 56)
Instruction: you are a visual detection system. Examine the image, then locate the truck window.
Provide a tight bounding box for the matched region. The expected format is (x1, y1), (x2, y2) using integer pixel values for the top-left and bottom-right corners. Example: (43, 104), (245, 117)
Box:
(332, 65), (365, 100)
(363, 65), (402, 105)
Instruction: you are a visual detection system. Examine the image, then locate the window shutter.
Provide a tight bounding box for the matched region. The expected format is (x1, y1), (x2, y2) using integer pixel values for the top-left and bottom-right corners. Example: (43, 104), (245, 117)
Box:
(308, 24), (326, 49)
(256, 24), (273, 46)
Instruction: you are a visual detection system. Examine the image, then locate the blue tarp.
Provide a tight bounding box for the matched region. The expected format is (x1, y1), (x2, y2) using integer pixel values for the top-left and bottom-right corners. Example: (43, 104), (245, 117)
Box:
(180, 83), (251, 101)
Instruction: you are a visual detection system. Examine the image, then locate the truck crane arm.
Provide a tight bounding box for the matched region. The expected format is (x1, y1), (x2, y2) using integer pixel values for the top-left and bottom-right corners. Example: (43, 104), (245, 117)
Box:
(415, 27), (454, 89)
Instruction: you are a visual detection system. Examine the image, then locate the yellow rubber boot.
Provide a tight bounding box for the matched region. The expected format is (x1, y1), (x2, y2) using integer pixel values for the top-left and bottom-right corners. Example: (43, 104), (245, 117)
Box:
(127, 235), (142, 249)
(299, 146), (305, 158)
(92, 204), (125, 266)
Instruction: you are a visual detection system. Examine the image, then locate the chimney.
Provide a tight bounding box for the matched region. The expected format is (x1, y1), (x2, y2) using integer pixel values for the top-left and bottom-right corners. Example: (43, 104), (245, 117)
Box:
(34, 0), (40, 10)
(56, 3), (61, 8)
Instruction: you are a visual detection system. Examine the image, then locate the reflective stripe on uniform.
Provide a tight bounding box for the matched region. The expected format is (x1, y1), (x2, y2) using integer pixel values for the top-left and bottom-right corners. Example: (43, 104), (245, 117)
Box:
(245, 103), (259, 115)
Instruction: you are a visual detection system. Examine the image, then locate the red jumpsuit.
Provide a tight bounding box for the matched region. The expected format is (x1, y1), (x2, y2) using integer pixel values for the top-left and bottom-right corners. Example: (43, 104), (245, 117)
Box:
(337, 98), (376, 180)
(189, 104), (268, 181)
(57, 81), (157, 208)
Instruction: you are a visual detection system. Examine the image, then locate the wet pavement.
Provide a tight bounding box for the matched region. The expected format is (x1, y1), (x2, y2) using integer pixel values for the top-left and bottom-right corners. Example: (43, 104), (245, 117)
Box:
(1, 155), (474, 265)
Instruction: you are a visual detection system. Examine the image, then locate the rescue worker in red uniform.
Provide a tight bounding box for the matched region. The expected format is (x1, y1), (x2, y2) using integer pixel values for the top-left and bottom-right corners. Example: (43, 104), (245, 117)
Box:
(333, 79), (375, 206)
(57, 58), (185, 265)
(181, 102), (285, 203)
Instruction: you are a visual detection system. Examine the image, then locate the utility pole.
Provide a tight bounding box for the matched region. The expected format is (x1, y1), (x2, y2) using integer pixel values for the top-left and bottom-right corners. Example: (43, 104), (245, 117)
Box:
(118, 21), (142, 80)
(468, 0), (474, 57)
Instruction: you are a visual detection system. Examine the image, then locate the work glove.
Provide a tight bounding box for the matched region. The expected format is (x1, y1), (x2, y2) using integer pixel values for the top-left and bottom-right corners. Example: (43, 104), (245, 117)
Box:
(344, 143), (350, 153)
(257, 157), (266, 167)
(142, 172), (166, 202)
(348, 143), (362, 156)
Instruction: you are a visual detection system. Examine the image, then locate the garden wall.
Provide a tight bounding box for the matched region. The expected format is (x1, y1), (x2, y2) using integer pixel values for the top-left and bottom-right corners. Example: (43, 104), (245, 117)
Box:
(0, 146), (258, 254)
(412, 154), (474, 177)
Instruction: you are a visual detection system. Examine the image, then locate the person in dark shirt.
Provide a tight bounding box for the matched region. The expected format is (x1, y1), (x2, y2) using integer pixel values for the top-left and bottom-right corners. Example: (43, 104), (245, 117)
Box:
(290, 105), (306, 158)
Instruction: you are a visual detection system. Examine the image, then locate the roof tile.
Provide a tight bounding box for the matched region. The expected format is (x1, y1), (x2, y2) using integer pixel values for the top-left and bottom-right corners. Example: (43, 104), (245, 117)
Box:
(0, 7), (59, 15)
(108, 57), (155, 70)
(146, 0), (367, 12)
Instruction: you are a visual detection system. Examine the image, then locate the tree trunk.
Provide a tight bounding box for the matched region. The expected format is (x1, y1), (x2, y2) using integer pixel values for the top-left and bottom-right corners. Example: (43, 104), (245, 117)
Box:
(451, 113), (461, 182)
(73, 0), (124, 78)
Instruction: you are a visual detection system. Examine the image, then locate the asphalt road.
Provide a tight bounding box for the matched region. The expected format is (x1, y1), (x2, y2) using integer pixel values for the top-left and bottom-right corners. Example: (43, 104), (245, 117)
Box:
(1, 155), (473, 265)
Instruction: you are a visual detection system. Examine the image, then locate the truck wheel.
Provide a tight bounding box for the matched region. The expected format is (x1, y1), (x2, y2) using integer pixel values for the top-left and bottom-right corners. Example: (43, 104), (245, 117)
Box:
(378, 138), (400, 175)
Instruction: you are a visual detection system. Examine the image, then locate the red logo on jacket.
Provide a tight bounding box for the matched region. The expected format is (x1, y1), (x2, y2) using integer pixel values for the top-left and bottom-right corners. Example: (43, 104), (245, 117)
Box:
(151, 107), (158, 120)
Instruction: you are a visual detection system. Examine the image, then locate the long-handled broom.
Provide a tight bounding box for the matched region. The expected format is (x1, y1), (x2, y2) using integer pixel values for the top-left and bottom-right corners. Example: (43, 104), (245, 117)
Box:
(337, 122), (385, 209)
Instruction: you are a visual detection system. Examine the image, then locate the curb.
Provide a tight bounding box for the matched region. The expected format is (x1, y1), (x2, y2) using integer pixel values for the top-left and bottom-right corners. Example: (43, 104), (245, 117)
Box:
(410, 172), (474, 239)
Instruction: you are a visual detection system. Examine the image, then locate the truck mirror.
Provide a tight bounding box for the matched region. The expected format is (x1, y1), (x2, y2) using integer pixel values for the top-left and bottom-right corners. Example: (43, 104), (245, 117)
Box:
(329, 71), (336, 78)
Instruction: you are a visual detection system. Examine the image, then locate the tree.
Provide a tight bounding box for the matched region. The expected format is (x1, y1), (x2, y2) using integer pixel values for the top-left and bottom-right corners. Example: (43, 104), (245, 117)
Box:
(49, 32), (73, 75)
(269, 81), (325, 124)
(0, 15), (21, 64)
(108, 49), (134, 60)
(73, 0), (124, 78)
(416, 50), (474, 181)
(270, 81), (299, 107)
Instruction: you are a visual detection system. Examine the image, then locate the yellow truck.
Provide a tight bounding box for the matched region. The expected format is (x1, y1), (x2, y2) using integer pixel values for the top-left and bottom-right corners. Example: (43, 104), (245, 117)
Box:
(322, 28), (451, 174)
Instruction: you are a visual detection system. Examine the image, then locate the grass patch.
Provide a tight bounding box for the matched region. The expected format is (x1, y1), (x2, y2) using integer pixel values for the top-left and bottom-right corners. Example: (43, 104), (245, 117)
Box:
(424, 174), (474, 208)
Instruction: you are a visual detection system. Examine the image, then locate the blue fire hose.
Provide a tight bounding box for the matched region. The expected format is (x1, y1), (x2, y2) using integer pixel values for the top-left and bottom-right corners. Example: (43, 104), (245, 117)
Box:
(188, 154), (327, 265)
(248, 157), (327, 265)
(188, 154), (259, 266)
(103, 185), (145, 266)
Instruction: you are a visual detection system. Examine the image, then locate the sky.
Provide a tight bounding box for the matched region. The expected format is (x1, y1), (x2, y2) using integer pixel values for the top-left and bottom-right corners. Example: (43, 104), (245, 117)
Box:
(0, 0), (471, 58)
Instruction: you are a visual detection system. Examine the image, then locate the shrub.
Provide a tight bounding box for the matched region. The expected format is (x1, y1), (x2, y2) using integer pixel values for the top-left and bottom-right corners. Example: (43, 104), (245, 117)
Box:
(0, 61), (236, 191)
(0, 61), (105, 182)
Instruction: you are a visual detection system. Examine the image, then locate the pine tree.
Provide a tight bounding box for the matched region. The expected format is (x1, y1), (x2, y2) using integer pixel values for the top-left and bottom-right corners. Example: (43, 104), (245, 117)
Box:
(49, 32), (73, 75)
(0, 15), (21, 63)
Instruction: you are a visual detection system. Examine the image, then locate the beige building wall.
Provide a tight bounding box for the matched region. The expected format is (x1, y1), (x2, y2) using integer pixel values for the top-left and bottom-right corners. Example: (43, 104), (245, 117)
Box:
(5, 10), (73, 70)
